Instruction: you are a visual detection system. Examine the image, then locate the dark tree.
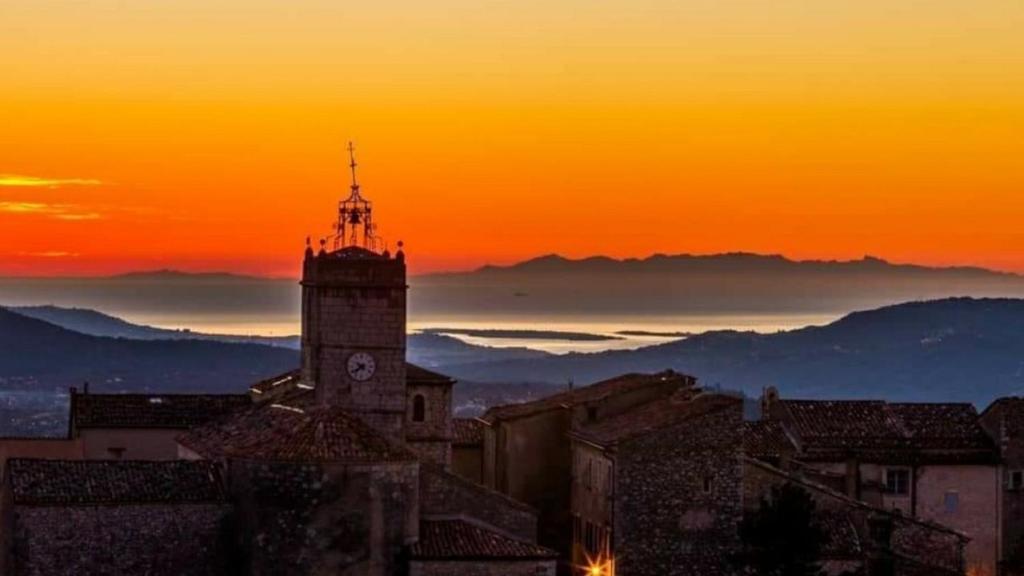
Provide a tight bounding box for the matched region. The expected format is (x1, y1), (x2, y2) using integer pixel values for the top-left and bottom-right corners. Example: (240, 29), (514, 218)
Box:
(738, 483), (827, 576)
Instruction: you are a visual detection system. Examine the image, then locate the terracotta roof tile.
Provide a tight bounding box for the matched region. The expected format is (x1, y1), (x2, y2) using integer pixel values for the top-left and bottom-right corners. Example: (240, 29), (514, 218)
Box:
(73, 393), (251, 429)
(779, 399), (996, 462)
(572, 390), (736, 447)
(482, 370), (693, 423)
(453, 418), (484, 446)
(742, 420), (798, 459)
(7, 459), (225, 505)
(409, 519), (557, 560)
(178, 403), (416, 464)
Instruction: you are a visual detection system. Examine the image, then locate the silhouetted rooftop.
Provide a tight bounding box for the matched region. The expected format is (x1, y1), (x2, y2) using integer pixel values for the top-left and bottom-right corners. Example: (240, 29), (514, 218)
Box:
(409, 519), (557, 560)
(177, 403), (416, 464)
(453, 418), (484, 446)
(8, 459), (225, 505)
(481, 370), (693, 423)
(571, 390), (738, 448)
(73, 393), (251, 429)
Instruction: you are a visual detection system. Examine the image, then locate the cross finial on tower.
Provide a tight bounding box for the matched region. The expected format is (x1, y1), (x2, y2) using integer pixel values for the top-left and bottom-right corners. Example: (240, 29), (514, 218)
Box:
(347, 141), (359, 195)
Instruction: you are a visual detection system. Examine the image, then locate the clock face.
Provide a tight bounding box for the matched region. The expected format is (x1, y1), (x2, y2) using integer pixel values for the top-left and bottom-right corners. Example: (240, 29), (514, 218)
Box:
(346, 352), (376, 381)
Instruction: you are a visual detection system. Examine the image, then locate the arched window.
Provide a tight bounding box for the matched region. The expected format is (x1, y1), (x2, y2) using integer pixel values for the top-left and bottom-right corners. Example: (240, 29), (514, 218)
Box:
(412, 394), (426, 422)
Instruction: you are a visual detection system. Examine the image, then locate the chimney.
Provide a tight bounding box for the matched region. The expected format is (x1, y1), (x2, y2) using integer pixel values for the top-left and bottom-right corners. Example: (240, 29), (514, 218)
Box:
(761, 386), (780, 419)
(83, 381), (90, 395)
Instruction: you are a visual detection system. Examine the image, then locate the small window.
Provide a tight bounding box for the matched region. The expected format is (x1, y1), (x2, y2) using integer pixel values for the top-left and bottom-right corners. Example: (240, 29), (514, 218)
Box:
(412, 394), (425, 422)
(1011, 470), (1024, 490)
(702, 476), (713, 494)
(107, 447), (126, 460)
(884, 468), (910, 496)
(585, 460), (593, 490)
(944, 491), (959, 513)
(587, 406), (598, 422)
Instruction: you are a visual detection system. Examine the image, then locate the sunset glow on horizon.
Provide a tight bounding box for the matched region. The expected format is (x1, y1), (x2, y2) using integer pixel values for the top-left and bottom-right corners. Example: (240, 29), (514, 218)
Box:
(2, 1), (1023, 277)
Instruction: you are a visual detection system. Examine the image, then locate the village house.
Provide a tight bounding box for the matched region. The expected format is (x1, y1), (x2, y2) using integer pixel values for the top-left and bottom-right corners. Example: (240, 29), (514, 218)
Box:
(568, 389), (743, 575)
(742, 456), (970, 576)
(761, 387), (1002, 575)
(480, 369), (695, 557)
(451, 417), (486, 483)
(69, 389), (251, 460)
(980, 397), (1024, 574)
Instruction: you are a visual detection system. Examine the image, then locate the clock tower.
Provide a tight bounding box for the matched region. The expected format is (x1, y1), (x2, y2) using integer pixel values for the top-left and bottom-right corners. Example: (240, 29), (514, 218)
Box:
(300, 143), (408, 440)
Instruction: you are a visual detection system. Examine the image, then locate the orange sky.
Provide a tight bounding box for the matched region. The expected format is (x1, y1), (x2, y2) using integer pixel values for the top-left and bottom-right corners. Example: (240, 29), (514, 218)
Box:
(2, 0), (1023, 277)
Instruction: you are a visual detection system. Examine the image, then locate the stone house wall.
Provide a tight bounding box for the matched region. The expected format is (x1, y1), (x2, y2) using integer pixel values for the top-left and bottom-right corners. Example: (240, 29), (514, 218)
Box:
(570, 440), (613, 566)
(743, 460), (967, 575)
(980, 402), (1024, 571)
(614, 399), (743, 576)
(419, 465), (537, 542)
(228, 458), (419, 576)
(79, 428), (181, 460)
(8, 503), (229, 576)
(914, 464), (1000, 576)
(485, 410), (571, 552)
(409, 559), (556, 576)
(798, 459), (999, 574)
(0, 439), (82, 478)
(451, 444), (483, 484)
(406, 382), (452, 468)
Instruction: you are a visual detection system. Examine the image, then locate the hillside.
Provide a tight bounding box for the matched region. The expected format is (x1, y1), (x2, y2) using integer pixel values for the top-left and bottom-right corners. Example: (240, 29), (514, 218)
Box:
(0, 307), (298, 393)
(11, 305), (300, 348)
(438, 298), (1024, 406)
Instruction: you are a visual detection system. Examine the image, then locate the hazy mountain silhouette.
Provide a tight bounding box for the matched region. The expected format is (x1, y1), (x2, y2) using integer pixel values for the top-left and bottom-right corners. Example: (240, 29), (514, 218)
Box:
(413, 254), (1024, 318)
(4, 299), (1024, 408)
(11, 306), (300, 348)
(0, 307), (298, 393)
(0, 306), (547, 386)
(4, 254), (1024, 323)
(437, 298), (1024, 406)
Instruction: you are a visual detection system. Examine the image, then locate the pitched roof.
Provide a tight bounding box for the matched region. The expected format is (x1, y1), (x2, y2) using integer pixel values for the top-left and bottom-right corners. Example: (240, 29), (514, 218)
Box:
(982, 396), (1024, 438)
(249, 363), (452, 397)
(571, 390), (737, 447)
(177, 403), (416, 464)
(481, 370), (692, 423)
(72, 393), (251, 429)
(407, 364), (456, 386)
(249, 369), (302, 396)
(742, 420), (798, 460)
(409, 519), (558, 560)
(888, 403), (994, 450)
(778, 399), (997, 463)
(453, 418), (484, 446)
(7, 459), (225, 505)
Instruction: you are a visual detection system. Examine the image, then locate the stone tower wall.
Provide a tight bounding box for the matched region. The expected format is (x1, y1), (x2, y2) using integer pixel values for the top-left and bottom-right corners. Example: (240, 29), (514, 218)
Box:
(301, 250), (408, 439)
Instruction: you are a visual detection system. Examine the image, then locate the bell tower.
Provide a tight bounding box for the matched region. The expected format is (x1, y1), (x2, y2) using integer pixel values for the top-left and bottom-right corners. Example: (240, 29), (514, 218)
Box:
(301, 143), (408, 439)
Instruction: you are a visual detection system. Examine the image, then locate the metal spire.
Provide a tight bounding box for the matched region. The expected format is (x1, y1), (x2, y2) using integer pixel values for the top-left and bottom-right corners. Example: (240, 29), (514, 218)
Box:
(333, 141), (378, 251)
(347, 141), (360, 196)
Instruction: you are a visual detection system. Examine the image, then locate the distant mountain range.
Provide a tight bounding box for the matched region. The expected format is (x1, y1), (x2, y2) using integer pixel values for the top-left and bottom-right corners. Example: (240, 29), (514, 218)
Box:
(4, 298), (1024, 408)
(412, 254), (1024, 319)
(3, 254), (1024, 324)
(438, 298), (1024, 406)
